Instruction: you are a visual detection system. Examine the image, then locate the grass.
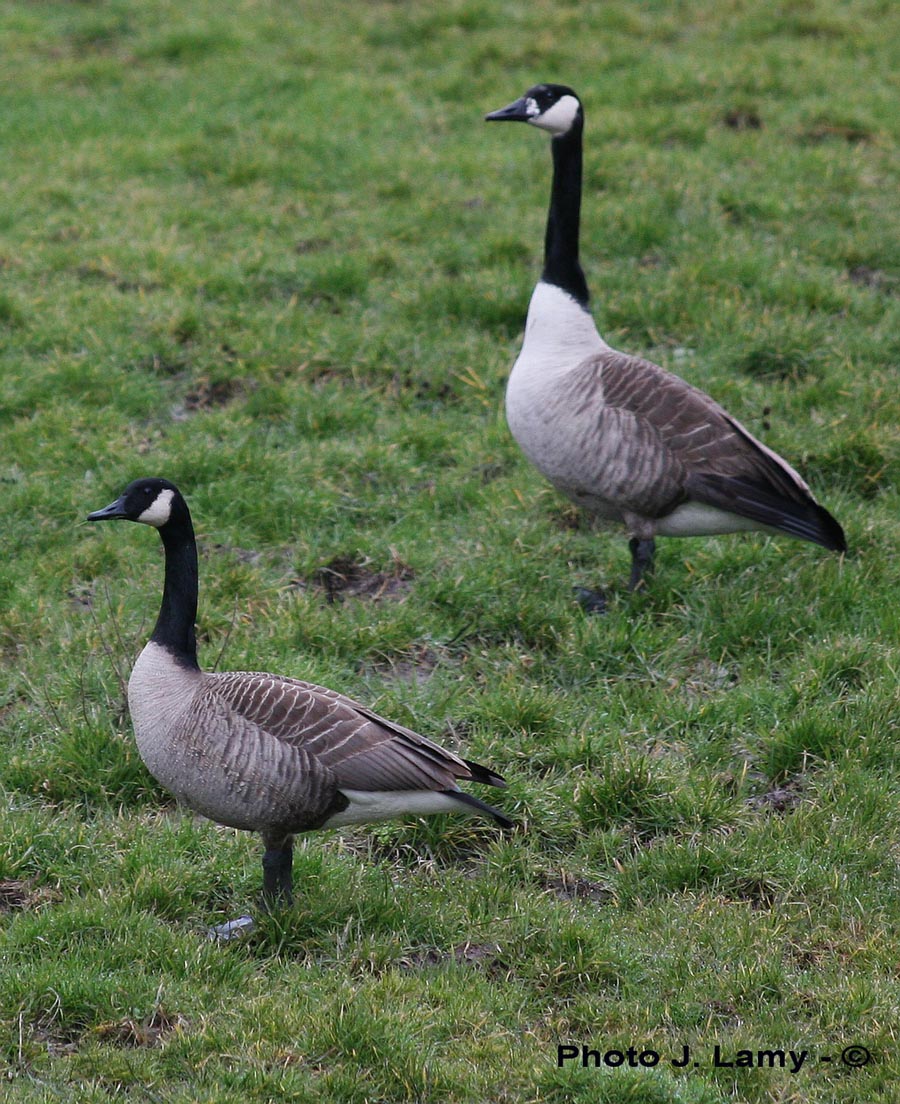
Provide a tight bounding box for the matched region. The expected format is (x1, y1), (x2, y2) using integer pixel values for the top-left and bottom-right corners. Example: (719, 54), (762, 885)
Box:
(1, 0), (899, 1100)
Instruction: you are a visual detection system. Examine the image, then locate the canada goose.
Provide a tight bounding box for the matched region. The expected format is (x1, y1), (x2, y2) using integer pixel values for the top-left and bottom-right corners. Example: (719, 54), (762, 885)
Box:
(87, 478), (511, 912)
(486, 84), (846, 608)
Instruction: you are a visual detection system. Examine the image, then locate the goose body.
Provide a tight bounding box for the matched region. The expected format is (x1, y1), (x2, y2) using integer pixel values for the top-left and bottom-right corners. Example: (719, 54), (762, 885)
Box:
(486, 85), (845, 602)
(88, 478), (510, 906)
(127, 645), (501, 834)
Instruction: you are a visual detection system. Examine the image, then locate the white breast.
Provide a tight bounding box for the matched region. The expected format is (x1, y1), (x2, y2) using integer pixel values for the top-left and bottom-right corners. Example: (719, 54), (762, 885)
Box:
(510, 282), (608, 381)
(505, 281), (611, 485)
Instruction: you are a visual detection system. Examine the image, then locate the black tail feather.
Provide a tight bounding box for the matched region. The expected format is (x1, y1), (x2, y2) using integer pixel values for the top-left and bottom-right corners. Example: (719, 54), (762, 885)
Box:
(462, 757), (507, 789)
(687, 474), (847, 553)
(445, 788), (514, 830)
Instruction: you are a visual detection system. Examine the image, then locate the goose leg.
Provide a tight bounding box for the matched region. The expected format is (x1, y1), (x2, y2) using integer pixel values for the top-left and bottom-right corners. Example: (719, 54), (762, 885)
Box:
(208, 834), (294, 940)
(627, 537), (655, 592)
(261, 833), (294, 906)
(574, 536), (656, 613)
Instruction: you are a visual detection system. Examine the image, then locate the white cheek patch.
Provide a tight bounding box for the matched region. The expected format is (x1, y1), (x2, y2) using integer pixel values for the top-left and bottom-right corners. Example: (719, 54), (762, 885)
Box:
(530, 94), (580, 136)
(138, 488), (175, 527)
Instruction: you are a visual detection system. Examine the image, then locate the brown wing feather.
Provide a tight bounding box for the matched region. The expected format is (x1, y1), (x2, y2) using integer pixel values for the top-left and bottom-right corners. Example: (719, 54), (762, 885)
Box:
(206, 671), (489, 793)
(597, 350), (811, 506)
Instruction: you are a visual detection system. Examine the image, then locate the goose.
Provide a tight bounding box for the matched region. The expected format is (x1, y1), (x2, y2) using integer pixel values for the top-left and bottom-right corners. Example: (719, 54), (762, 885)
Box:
(87, 478), (511, 917)
(485, 84), (846, 609)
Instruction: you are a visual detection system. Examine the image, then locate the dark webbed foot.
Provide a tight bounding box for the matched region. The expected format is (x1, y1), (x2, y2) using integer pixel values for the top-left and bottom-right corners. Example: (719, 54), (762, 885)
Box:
(574, 537), (656, 613)
(207, 834), (295, 940)
(627, 537), (656, 592)
(573, 586), (608, 615)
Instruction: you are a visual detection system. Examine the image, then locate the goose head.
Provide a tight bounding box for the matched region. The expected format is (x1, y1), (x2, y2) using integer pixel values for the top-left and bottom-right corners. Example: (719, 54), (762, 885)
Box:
(87, 477), (184, 529)
(485, 83), (583, 138)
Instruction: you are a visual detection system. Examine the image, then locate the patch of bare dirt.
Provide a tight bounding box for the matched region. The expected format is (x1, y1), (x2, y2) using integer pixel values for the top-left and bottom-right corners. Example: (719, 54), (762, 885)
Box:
(728, 876), (779, 910)
(748, 783), (804, 814)
(313, 553), (415, 604)
(294, 237), (332, 254)
(542, 871), (612, 904)
(400, 941), (509, 978)
(75, 262), (162, 294)
(801, 121), (872, 143)
(723, 107), (762, 130)
(94, 1007), (187, 1048)
(848, 265), (895, 293)
(680, 657), (739, 699)
(175, 375), (248, 417)
(67, 583), (96, 610)
(0, 879), (57, 912)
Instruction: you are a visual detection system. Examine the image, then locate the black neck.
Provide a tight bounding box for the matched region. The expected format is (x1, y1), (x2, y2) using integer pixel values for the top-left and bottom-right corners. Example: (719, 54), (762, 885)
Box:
(153, 513), (200, 669)
(542, 125), (589, 306)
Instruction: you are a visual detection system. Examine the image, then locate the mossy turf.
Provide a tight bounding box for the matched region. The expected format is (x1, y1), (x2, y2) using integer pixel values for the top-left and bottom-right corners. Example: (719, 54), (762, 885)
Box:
(1, 1), (898, 1101)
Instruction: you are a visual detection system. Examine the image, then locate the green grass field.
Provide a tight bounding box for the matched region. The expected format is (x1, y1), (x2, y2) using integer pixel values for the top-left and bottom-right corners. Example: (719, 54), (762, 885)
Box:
(1, 1), (899, 1100)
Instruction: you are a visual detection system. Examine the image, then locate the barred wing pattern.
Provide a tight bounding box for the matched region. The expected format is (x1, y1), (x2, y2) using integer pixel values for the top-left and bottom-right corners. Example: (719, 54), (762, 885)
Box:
(205, 671), (497, 793)
(567, 351), (844, 549)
